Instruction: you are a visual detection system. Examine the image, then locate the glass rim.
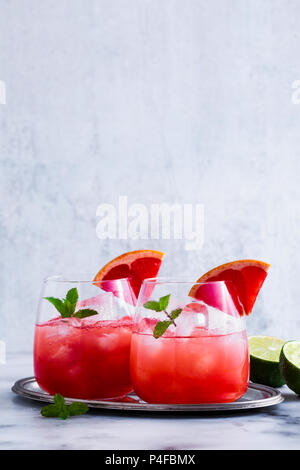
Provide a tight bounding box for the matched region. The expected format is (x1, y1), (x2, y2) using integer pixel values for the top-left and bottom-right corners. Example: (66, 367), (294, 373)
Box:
(141, 277), (235, 286)
(43, 275), (133, 284)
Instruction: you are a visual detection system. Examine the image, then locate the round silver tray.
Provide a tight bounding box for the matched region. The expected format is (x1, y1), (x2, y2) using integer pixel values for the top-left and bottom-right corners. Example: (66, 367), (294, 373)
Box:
(12, 377), (284, 412)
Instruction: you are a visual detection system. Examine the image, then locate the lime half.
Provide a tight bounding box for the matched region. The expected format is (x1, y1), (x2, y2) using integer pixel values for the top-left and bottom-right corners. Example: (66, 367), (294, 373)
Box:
(249, 336), (286, 387)
(280, 341), (300, 394)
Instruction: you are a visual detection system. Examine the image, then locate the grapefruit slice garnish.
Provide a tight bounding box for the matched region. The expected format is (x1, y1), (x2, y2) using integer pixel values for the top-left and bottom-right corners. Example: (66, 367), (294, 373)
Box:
(189, 259), (270, 316)
(93, 249), (165, 302)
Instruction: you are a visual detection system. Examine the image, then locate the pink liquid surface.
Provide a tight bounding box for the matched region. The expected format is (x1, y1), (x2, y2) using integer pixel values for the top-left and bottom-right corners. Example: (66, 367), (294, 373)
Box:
(34, 316), (133, 399)
(130, 320), (249, 404)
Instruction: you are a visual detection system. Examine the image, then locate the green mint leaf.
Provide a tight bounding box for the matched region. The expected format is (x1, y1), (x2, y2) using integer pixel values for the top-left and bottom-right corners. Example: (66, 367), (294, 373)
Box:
(149, 295), (181, 338)
(145, 295), (180, 338)
(63, 288), (78, 316)
(54, 393), (66, 413)
(54, 394), (70, 420)
(66, 288), (79, 305)
(143, 295), (171, 312)
(159, 294), (170, 311)
(153, 320), (172, 339)
(63, 299), (76, 317)
(143, 300), (161, 311)
(44, 288), (79, 318)
(41, 394), (89, 419)
(58, 408), (69, 420)
(68, 402), (89, 416)
(170, 308), (182, 321)
(73, 309), (98, 319)
(44, 297), (66, 316)
(41, 404), (60, 418)
(54, 393), (65, 409)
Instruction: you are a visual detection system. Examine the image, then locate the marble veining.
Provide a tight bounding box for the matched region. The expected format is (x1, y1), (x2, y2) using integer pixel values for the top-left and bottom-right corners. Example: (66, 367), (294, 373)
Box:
(1, 353), (300, 450)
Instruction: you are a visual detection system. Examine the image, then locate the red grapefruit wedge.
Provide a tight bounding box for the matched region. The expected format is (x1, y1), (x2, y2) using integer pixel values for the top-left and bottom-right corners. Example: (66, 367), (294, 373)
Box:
(189, 259), (270, 316)
(94, 250), (165, 302)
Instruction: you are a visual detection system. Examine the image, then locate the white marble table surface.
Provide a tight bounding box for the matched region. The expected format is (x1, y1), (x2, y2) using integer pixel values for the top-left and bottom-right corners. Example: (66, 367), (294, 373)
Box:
(1, 353), (300, 450)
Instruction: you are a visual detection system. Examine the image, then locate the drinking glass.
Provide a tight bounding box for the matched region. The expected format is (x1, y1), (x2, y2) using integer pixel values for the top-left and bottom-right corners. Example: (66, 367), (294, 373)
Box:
(34, 275), (135, 399)
(130, 279), (249, 404)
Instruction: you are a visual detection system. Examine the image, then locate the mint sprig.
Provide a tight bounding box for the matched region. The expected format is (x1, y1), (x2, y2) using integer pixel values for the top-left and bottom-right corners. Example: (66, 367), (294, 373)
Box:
(144, 294), (170, 312)
(44, 288), (98, 319)
(144, 295), (182, 339)
(41, 393), (89, 420)
(73, 309), (98, 319)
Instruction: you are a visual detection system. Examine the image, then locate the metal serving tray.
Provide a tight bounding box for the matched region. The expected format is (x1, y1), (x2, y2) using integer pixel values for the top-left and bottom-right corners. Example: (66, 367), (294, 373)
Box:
(12, 377), (284, 412)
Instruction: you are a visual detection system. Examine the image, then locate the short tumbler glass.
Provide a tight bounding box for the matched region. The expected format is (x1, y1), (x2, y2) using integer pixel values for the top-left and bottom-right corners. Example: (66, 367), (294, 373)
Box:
(130, 279), (249, 404)
(34, 276), (135, 399)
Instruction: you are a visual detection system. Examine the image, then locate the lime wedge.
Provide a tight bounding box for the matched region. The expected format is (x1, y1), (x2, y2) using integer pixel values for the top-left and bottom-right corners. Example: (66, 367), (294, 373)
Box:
(249, 336), (286, 387)
(280, 341), (300, 394)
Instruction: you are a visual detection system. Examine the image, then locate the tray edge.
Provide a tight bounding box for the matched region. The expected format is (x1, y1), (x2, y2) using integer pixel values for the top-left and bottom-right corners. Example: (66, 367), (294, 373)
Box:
(11, 377), (284, 412)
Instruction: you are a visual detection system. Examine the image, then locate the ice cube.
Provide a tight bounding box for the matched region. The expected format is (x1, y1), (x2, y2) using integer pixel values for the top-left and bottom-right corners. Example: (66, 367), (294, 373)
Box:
(175, 311), (198, 337)
(54, 319), (72, 337)
(174, 301), (208, 336)
(77, 292), (116, 319)
(205, 304), (242, 332)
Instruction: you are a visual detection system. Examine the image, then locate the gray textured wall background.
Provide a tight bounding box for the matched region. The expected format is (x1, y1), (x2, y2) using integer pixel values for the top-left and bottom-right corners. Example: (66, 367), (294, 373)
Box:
(0, 0), (300, 352)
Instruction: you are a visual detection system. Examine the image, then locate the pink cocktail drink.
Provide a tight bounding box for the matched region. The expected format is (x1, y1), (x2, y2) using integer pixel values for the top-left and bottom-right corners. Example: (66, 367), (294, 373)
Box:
(34, 277), (135, 399)
(131, 279), (250, 404)
(130, 319), (249, 404)
(34, 316), (133, 399)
